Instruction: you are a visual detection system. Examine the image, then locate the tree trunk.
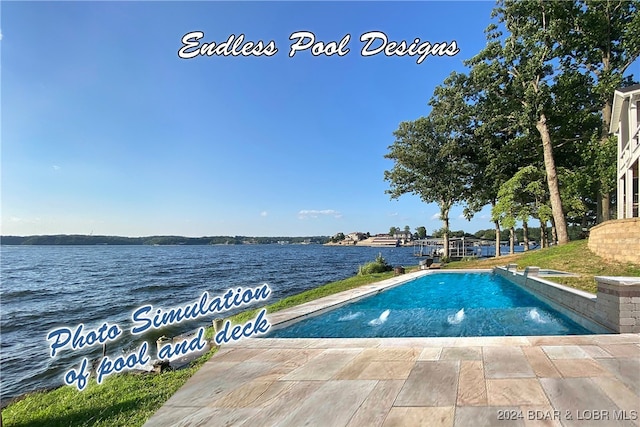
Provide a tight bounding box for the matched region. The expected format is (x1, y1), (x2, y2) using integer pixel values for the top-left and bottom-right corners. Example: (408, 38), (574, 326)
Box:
(523, 220), (529, 251)
(494, 220), (501, 257)
(599, 100), (613, 222)
(540, 220), (547, 248)
(443, 216), (450, 259)
(536, 113), (569, 244)
(550, 216), (557, 245)
(600, 193), (612, 223)
(509, 227), (515, 254)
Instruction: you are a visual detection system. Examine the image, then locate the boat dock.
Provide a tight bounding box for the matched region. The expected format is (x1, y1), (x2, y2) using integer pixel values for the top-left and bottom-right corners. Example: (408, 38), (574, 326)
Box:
(413, 238), (480, 261)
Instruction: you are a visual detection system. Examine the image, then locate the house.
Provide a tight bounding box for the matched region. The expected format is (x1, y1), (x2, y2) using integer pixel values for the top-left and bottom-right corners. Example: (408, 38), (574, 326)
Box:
(392, 231), (412, 241)
(368, 236), (399, 247)
(588, 84), (640, 264)
(610, 84), (640, 218)
(346, 232), (367, 242)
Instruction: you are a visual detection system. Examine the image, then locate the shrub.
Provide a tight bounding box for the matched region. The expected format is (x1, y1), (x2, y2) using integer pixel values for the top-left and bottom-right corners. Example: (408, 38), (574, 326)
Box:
(358, 253), (393, 275)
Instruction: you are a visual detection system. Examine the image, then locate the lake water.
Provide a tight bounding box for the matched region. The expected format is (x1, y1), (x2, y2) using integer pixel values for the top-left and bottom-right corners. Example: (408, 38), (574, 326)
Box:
(0, 244), (419, 404)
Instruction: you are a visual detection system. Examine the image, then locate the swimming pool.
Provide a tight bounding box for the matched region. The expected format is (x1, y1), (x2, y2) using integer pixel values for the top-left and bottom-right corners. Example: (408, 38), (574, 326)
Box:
(266, 272), (599, 338)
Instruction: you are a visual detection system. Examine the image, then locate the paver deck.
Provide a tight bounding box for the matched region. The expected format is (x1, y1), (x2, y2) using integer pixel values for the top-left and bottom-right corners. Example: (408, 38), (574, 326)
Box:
(144, 335), (640, 427)
(144, 271), (639, 426)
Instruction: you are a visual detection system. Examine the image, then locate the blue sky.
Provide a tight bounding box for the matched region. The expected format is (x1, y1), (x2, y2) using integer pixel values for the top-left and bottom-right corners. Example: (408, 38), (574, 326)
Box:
(3, 1), (503, 237)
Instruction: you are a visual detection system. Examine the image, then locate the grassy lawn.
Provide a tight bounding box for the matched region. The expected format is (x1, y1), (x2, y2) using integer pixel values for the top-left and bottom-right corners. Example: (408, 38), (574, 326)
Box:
(2, 268), (406, 427)
(1, 354), (212, 427)
(445, 239), (640, 293)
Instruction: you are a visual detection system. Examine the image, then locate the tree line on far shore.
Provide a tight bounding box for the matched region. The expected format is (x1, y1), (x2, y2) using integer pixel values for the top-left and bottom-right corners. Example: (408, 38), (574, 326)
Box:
(2, 225), (587, 247)
(384, 0), (638, 257)
(329, 224), (586, 246)
(0, 235), (330, 246)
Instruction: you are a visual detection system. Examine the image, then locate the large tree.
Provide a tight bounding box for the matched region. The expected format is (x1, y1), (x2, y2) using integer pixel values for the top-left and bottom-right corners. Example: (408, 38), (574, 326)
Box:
(384, 115), (473, 259)
(470, 0), (604, 245)
(560, 0), (640, 221)
(464, 53), (534, 255)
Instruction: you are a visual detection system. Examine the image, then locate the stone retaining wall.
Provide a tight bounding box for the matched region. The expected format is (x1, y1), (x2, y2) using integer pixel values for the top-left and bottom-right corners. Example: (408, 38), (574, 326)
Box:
(588, 218), (640, 264)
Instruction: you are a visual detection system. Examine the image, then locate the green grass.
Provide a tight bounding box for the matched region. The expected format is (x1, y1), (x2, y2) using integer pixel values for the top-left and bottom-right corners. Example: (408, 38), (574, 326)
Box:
(1, 351), (214, 427)
(446, 239), (640, 293)
(1, 268), (410, 427)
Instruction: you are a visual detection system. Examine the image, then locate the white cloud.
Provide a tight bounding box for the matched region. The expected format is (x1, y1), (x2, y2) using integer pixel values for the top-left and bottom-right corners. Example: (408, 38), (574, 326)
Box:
(298, 209), (342, 220)
(260, 211), (268, 217)
(389, 212), (399, 217)
(430, 213), (441, 220)
(52, 165), (61, 171)
(9, 217), (40, 224)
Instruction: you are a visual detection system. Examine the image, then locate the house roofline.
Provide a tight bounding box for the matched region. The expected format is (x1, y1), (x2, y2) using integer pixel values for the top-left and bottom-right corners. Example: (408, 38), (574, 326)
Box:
(610, 84), (640, 135)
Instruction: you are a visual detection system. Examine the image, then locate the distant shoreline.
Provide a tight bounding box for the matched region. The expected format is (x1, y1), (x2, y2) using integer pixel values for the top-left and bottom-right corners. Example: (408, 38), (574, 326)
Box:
(0, 235), (330, 246)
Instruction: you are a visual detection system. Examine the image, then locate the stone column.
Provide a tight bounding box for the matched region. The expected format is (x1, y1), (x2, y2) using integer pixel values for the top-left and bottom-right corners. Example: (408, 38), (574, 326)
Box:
(595, 276), (640, 333)
(626, 168), (634, 219)
(618, 176), (625, 219)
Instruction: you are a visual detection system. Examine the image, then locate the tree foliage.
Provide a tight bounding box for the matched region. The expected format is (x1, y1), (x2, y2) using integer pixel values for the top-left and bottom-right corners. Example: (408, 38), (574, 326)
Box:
(553, 0), (640, 220)
(417, 2), (634, 242)
(384, 0), (637, 250)
(384, 110), (473, 257)
(471, 0), (585, 244)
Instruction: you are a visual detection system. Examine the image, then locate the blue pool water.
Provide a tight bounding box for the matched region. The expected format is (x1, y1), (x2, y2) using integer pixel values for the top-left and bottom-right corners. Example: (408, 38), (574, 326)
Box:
(267, 272), (597, 338)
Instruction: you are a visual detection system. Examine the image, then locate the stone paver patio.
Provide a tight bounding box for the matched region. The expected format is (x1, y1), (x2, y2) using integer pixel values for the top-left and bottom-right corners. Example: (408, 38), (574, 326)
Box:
(144, 335), (640, 426)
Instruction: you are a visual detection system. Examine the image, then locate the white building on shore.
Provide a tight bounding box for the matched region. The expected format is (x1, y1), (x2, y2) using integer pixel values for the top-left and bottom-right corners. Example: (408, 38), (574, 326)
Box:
(610, 84), (640, 218)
